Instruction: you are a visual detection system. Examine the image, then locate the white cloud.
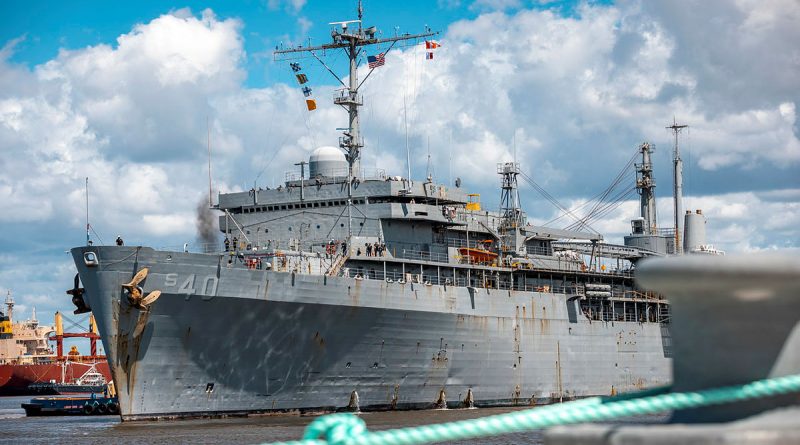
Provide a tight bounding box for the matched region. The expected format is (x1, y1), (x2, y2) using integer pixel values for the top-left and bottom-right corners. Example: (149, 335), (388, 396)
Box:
(470, 0), (522, 12)
(266, 0), (307, 14)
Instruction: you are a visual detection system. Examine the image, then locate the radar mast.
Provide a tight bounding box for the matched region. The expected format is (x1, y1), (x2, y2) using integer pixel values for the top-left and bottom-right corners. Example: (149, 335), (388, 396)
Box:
(274, 1), (437, 237)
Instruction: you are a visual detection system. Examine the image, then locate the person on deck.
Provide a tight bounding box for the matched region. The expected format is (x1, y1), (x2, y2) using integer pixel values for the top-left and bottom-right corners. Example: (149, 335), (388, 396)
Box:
(116, 236), (124, 246)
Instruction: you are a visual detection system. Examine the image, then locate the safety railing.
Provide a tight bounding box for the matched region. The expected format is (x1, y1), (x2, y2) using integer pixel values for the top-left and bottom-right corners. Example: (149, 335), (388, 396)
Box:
(340, 268), (595, 294)
(398, 249), (450, 264)
(284, 167), (387, 182)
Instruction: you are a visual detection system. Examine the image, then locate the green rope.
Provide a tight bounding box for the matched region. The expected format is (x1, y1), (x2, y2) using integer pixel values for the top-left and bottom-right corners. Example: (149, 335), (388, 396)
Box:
(264, 373), (800, 445)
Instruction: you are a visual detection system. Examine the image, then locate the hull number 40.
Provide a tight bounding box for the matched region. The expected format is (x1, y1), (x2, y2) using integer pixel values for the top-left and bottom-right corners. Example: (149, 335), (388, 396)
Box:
(164, 274), (218, 299)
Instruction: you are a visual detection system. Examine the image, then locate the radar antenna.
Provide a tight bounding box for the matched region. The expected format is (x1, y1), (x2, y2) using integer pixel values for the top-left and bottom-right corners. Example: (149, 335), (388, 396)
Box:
(274, 1), (437, 236)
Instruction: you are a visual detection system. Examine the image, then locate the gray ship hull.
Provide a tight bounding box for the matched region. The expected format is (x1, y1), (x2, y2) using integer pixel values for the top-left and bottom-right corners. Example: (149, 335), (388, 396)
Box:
(73, 246), (671, 420)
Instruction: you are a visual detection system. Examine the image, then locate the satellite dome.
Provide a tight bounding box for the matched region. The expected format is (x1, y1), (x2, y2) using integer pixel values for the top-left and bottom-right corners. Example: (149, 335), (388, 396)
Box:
(309, 146), (347, 178)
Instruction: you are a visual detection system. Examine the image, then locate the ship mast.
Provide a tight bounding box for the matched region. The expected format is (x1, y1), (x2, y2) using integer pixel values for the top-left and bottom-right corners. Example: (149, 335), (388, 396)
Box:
(4, 290), (12, 322)
(667, 119), (688, 254)
(635, 142), (657, 234)
(274, 1), (436, 237)
(498, 162), (524, 256)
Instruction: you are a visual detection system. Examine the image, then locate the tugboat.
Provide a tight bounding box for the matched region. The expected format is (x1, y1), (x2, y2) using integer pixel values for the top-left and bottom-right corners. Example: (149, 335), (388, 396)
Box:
(21, 382), (119, 416)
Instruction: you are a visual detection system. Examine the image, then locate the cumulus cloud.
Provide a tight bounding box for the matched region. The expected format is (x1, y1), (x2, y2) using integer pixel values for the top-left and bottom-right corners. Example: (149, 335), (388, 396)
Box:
(0, 2), (798, 323)
(266, 0), (307, 14)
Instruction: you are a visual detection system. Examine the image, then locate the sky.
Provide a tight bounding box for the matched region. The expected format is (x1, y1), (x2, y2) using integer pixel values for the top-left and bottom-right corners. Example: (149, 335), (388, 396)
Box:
(0, 0), (798, 344)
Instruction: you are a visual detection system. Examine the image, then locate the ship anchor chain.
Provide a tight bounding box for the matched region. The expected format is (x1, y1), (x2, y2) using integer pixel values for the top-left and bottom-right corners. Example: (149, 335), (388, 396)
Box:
(121, 267), (162, 310)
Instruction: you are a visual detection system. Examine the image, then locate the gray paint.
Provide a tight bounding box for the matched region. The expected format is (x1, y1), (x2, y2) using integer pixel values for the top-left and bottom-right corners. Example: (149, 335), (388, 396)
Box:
(73, 246), (671, 420)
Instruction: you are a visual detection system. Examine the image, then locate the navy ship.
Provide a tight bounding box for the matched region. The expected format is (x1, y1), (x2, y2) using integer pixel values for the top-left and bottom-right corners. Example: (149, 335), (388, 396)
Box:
(68, 4), (717, 421)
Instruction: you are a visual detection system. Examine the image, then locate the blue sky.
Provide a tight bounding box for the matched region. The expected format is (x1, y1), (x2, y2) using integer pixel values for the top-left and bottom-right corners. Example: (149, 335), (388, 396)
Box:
(1, 1), (614, 87)
(0, 0), (798, 348)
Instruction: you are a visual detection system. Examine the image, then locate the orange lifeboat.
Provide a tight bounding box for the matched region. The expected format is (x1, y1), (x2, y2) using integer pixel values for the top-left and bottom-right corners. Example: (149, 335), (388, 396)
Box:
(458, 247), (498, 265)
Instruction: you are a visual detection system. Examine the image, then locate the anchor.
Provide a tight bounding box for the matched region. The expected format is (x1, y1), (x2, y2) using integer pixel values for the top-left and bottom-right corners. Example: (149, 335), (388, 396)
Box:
(67, 273), (91, 314)
(121, 267), (162, 310)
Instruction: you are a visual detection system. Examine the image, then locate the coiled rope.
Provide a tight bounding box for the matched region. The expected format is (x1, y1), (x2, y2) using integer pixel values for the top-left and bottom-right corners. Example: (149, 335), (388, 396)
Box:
(262, 373), (800, 445)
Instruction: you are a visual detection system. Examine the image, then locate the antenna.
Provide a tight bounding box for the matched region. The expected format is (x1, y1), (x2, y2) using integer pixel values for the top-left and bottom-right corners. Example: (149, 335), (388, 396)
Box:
(275, 3), (436, 237)
(667, 117), (688, 255)
(85, 177), (90, 246)
(426, 135), (432, 182)
(404, 95), (411, 181)
(448, 129), (452, 187)
(207, 116), (213, 207)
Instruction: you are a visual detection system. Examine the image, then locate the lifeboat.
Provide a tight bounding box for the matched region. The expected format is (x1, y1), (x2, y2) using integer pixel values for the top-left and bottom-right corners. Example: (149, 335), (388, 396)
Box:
(458, 247), (498, 265)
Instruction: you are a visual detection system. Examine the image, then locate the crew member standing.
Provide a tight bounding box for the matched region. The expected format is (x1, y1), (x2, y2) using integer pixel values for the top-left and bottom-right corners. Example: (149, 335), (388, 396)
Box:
(116, 236), (124, 246)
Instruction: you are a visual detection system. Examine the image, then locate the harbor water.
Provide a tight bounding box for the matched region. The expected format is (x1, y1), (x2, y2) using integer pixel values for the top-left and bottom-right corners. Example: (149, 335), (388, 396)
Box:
(0, 396), (667, 444)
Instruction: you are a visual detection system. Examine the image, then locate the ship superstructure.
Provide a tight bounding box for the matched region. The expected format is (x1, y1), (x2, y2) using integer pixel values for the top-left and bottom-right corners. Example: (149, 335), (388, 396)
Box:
(0, 293), (54, 364)
(67, 4), (699, 420)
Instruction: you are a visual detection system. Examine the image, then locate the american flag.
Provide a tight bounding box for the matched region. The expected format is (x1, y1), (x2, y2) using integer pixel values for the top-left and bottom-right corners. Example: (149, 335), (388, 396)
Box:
(367, 53), (385, 69)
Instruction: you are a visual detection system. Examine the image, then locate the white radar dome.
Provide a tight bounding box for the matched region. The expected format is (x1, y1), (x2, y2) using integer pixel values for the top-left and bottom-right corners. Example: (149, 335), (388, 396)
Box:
(309, 146), (347, 178)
